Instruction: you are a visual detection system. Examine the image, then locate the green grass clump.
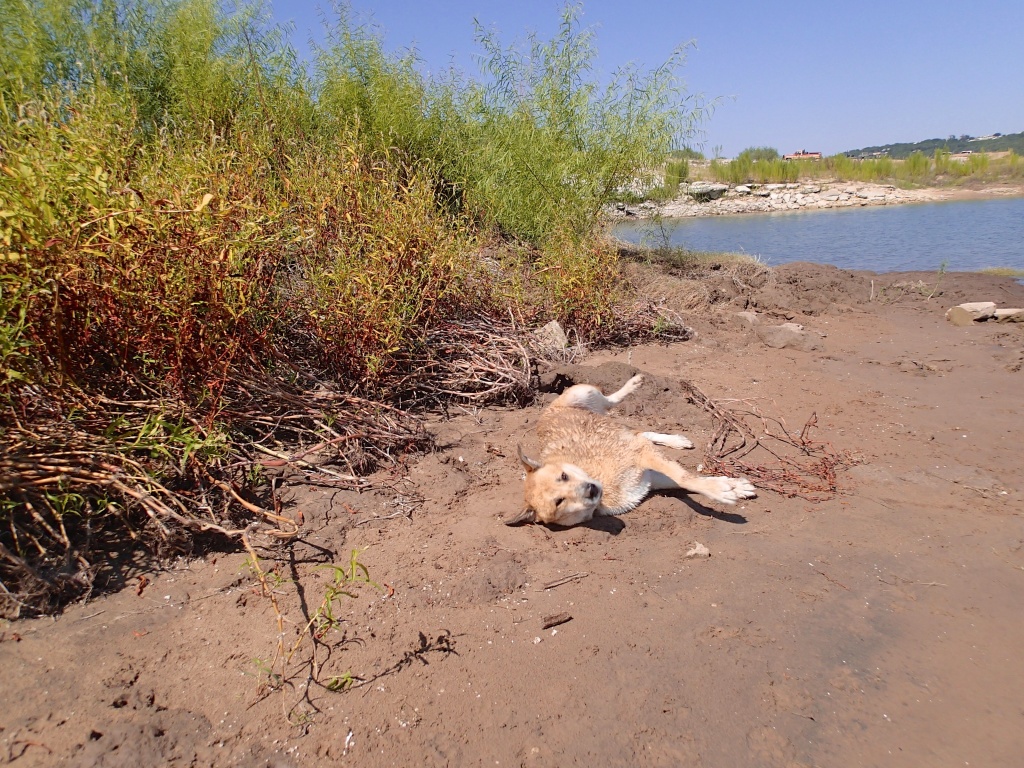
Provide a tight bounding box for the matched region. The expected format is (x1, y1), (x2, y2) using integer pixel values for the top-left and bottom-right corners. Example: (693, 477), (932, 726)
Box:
(663, 158), (690, 189)
(710, 156), (801, 184)
(979, 266), (1024, 277)
(643, 158), (690, 202)
(643, 247), (761, 271)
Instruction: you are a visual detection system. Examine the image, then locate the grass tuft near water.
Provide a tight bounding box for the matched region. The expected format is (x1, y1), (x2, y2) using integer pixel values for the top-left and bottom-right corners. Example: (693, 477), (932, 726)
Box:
(979, 267), (1024, 278)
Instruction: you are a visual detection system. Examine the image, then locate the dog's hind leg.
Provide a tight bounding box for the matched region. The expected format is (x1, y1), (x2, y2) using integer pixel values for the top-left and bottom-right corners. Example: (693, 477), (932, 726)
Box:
(606, 374), (644, 404)
(640, 432), (693, 449)
(641, 449), (755, 505)
(551, 374), (644, 414)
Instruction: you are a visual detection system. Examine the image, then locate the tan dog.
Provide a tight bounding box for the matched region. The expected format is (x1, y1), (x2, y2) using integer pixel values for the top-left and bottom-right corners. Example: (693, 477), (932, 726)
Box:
(507, 375), (755, 526)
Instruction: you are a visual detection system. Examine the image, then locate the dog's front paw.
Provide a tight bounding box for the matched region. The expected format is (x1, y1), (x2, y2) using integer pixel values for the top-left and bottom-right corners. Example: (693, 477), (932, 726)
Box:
(704, 477), (757, 504)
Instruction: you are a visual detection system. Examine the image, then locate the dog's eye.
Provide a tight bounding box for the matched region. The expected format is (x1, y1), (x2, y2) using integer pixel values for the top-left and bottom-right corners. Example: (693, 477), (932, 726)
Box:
(559, 472), (568, 482)
(554, 498), (565, 507)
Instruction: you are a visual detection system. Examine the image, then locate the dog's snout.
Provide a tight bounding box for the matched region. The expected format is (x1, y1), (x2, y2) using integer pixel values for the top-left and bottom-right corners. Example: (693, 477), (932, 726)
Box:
(584, 482), (601, 500)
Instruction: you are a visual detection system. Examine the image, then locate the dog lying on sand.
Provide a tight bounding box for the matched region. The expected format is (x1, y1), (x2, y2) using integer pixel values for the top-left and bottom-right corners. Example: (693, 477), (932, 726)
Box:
(507, 375), (755, 526)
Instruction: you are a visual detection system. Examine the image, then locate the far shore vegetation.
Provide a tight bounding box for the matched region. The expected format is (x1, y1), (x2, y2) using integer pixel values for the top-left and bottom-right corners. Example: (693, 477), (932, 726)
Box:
(844, 131), (1024, 159)
(652, 144), (1024, 191)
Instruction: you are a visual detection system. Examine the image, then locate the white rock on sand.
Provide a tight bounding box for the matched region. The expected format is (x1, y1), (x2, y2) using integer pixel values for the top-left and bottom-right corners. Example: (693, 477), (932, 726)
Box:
(945, 302), (998, 326)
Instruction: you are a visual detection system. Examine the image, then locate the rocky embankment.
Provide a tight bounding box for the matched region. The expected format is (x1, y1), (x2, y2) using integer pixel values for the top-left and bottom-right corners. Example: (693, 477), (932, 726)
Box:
(613, 181), (950, 219)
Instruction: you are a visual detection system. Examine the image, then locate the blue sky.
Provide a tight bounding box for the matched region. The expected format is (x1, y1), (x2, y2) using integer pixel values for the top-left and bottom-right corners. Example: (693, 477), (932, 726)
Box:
(269, 0), (1024, 158)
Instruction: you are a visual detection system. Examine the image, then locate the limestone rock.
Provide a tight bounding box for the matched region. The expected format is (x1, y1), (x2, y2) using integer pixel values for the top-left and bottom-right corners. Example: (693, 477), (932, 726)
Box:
(535, 320), (569, 349)
(734, 311), (760, 328)
(687, 182), (729, 201)
(684, 542), (711, 559)
(945, 302), (997, 326)
(995, 308), (1024, 322)
(755, 322), (823, 351)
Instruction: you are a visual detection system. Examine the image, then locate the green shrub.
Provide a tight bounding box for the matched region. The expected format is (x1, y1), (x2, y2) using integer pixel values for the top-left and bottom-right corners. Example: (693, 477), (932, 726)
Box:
(736, 146), (779, 162)
(285, 144), (480, 383)
(0, 0), (705, 613)
(0, 0), (703, 399)
(467, 3), (705, 245)
(669, 146), (705, 161)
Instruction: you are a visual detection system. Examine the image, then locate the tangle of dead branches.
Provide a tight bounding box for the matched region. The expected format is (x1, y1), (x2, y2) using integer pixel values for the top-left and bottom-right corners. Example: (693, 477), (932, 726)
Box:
(678, 380), (859, 501)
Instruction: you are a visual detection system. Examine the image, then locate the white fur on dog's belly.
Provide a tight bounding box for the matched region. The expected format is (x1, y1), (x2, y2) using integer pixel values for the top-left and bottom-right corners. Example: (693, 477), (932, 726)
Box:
(599, 476), (651, 516)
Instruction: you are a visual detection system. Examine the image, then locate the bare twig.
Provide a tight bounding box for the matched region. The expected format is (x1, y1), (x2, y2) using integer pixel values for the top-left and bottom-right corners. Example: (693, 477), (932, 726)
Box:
(541, 612), (573, 629)
(538, 572), (589, 590)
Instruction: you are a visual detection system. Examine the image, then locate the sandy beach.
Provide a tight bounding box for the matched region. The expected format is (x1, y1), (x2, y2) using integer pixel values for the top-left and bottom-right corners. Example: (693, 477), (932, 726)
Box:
(2, 263), (1022, 766)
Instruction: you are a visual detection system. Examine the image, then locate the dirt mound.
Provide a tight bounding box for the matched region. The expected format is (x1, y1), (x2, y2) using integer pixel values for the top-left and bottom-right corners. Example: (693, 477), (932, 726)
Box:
(749, 261), (871, 316)
(748, 262), (1024, 319)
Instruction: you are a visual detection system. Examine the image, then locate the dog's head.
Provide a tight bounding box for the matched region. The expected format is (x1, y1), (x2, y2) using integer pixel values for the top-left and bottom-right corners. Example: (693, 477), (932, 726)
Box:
(507, 445), (603, 526)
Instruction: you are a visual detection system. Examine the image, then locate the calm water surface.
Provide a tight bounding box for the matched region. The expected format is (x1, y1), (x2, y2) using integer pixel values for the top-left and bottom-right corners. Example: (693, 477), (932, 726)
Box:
(613, 197), (1024, 273)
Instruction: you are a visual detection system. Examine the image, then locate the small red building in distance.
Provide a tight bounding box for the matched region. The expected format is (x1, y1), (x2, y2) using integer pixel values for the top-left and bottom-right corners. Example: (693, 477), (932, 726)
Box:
(783, 150), (823, 160)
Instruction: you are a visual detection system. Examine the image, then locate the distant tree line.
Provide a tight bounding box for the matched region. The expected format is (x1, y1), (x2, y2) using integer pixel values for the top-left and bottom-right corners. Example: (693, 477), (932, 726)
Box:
(844, 132), (1024, 159)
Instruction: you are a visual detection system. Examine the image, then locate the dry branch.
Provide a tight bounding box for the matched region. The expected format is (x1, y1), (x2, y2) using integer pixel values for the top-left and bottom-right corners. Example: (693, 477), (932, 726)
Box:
(0, 371), (429, 617)
(679, 380), (858, 501)
(386, 316), (533, 406)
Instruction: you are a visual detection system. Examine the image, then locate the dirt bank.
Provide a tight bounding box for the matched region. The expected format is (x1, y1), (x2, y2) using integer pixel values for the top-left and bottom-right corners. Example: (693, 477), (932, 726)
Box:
(2, 264), (1023, 767)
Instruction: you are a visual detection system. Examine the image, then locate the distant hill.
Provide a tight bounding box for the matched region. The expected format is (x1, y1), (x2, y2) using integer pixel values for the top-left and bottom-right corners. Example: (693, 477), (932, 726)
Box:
(844, 131), (1024, 159)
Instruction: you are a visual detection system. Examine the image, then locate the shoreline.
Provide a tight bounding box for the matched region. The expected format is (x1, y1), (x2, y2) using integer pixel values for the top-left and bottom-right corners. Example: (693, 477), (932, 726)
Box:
(612, 179), (1024, 219)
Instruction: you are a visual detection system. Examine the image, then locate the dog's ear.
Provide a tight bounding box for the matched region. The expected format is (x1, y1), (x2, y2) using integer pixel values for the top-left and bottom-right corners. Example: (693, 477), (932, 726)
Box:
(517, 444), (541, 473)
(504, 507), (537, 526)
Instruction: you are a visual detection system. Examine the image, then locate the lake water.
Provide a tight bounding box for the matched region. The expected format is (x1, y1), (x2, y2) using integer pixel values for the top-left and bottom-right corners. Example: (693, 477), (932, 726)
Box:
(613, 197), (1024, 273)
